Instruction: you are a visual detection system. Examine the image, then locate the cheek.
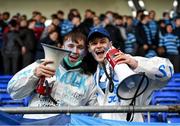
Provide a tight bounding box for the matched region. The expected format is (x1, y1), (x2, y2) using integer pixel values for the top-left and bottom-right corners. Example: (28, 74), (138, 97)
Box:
(79, 49), (86, 57)
(63, 45), (72, 51)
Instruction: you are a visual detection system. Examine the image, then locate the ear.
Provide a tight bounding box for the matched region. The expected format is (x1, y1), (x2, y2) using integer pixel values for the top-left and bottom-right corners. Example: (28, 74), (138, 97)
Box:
(109, 41), (113, 48)
(88, 45), (92, 53)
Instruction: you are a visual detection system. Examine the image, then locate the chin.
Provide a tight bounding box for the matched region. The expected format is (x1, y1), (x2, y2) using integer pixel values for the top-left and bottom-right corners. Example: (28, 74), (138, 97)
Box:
(96, 59), (104, 63)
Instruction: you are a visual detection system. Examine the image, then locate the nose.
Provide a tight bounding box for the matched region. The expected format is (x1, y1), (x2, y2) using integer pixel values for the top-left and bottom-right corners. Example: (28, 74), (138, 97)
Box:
(96, 42), (102, 48)
(72, 46), (79, 54)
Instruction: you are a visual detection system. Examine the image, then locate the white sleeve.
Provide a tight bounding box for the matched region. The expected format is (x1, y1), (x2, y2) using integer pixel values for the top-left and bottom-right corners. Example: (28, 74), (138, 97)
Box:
(133, 56), (174, 82)
(86, 75), (98, 106)
(7, 62), (40, 100)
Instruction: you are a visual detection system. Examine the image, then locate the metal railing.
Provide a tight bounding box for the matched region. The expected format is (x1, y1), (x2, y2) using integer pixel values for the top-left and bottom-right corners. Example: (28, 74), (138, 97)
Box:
(0, 105), (179, 114)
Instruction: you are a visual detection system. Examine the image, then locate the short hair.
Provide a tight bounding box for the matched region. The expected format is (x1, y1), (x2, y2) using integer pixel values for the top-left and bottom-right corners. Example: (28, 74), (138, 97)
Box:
(140, 14), (148, 21)
(57, 10), (64, 15)
(9, 19), (17, 27)
(63, 30), (86, 45)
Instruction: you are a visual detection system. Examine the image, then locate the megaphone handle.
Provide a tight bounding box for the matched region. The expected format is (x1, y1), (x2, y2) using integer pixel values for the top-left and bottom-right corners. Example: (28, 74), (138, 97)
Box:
(109, 80), (114, 93)
(126, 99), (135, 121)
(102, 62), (114, 93)
(44, 80), (57, 105)
(36, 76), (46, 95)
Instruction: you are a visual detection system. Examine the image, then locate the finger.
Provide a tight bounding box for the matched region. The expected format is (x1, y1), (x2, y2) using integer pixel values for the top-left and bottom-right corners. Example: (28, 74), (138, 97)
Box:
(39, 65), (56, 72)
(113, 54), (125, 61)
(41, 72), (54, 78)
(116, 59), (129, 65)
(41, 60), (54, 66)
(114, 51), (124, 56)
(40, 69), (55, 77)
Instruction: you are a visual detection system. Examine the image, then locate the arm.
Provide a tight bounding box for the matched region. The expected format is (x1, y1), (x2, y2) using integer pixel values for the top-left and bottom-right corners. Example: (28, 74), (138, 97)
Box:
(133, 56), (173, 84)
(85, 75), (98, 106)
(7, 60), (56, 100)
(113, 52), (173, 87)
(7, 62), (40, 100)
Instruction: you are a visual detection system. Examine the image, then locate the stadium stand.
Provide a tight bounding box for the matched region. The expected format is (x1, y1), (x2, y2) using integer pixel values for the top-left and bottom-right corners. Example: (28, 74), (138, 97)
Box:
(144, 73), (180, 123)
(0, 74), (179, 123)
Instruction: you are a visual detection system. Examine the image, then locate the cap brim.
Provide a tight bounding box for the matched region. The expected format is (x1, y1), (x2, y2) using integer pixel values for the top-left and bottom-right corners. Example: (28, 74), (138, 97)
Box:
(88, 32), (110, 42)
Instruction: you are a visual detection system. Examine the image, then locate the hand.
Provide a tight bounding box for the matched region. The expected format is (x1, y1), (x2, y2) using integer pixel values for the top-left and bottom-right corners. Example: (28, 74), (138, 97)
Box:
(113, 52), (138, 69)
(157, 47), (165, 56)
(143, 44), (149, 50)
(34, 60), (56, 78)
(21, 46), (26, 55)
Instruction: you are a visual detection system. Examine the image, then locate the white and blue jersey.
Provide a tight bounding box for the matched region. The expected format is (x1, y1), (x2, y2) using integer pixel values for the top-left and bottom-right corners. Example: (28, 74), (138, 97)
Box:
(124, 33), (137, 55)
(7, 60), (98, 119)
(94, 56), (173, 122)
(159, 34), (180, 55)
(149, 20), (158, 40)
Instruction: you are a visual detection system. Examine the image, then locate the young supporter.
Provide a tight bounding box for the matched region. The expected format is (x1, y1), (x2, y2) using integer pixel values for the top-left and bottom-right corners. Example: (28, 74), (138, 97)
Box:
(87, 27), (173, 122)
(7, 30), (98, 119)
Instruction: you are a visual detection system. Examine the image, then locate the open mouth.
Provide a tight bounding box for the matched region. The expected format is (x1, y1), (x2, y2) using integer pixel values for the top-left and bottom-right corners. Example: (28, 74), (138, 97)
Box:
(95, 50), (105, 56)
(69, 54), (79, 62)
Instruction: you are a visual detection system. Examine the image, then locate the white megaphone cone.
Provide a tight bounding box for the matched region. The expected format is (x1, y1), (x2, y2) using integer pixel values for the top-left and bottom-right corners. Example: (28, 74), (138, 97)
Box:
(42, 43), (71, 69)
(106, 48), (148, 100)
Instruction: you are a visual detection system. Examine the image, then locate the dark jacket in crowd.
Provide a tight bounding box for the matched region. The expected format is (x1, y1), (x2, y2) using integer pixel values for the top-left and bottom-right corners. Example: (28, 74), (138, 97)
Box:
(35, 36), (58, 60)
(105, 24), (124, 50)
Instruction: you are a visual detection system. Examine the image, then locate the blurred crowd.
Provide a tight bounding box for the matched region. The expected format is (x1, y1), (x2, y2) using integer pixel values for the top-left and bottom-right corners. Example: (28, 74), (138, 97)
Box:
(0, 9), (179, 75)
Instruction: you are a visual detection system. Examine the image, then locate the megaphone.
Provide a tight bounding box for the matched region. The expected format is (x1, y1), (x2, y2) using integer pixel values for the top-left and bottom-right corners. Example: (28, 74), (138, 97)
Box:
(36, 43), (71, 104)
(106, 48), (149, 100)
(42, 43), (71, 69)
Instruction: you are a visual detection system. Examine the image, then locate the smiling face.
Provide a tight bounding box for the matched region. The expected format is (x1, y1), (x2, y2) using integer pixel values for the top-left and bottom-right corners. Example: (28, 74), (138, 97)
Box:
(63, 37), (85, 65)
(88, 37), (111, 64)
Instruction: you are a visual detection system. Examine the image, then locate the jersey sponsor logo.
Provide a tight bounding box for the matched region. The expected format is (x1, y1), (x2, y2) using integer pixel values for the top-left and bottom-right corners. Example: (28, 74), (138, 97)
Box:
(155, 64), (173, 78)
(56, 69), (87, 89)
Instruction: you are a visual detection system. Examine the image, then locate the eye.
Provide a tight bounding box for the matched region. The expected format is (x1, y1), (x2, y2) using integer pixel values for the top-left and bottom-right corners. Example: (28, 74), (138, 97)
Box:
(90, 41), (97, 46)
(77, 45), (84, 50)
(68, 44), (75, 48)
(100, 38), (108, 44)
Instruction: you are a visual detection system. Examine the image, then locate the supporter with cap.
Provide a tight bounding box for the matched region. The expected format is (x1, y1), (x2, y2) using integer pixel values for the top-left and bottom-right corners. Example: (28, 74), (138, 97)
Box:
(87, 27), (173, 122)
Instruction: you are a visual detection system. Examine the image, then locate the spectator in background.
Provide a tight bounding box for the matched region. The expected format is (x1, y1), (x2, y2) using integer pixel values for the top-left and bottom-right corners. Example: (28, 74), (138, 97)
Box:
(133, 10), (144, 26)
(57, 10), (64, 23)
(60, 9), (78, 37)
(158, 24), (180, 72)
(2, 19), (26, 74)
(84, 9), (95, 20)
(162, 11), (171, 25)
(135, 14), (158, 57)
(19, 19), (36, 68)
(101, 11), (124, 50)
(72, 15), (81, 29)
(114, 14), (127, 42)
(40, 16), (47, 24)
(93, 15), (101, 28)
(174, 16), (180, 40)
(50, 15), (61, 36)
(40, 23), (57, 39)
(125, 17), (137, 55)
(158, 19), (166, 37)
(20, 14), (27, 21)
(0, 13), (8, 74)
(33, 12), (45, 41)
(35, 30), (60, 59)
(125, 16), (135, 34)
(2, 11), (10, 24)
(148, 10), (159, 46)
